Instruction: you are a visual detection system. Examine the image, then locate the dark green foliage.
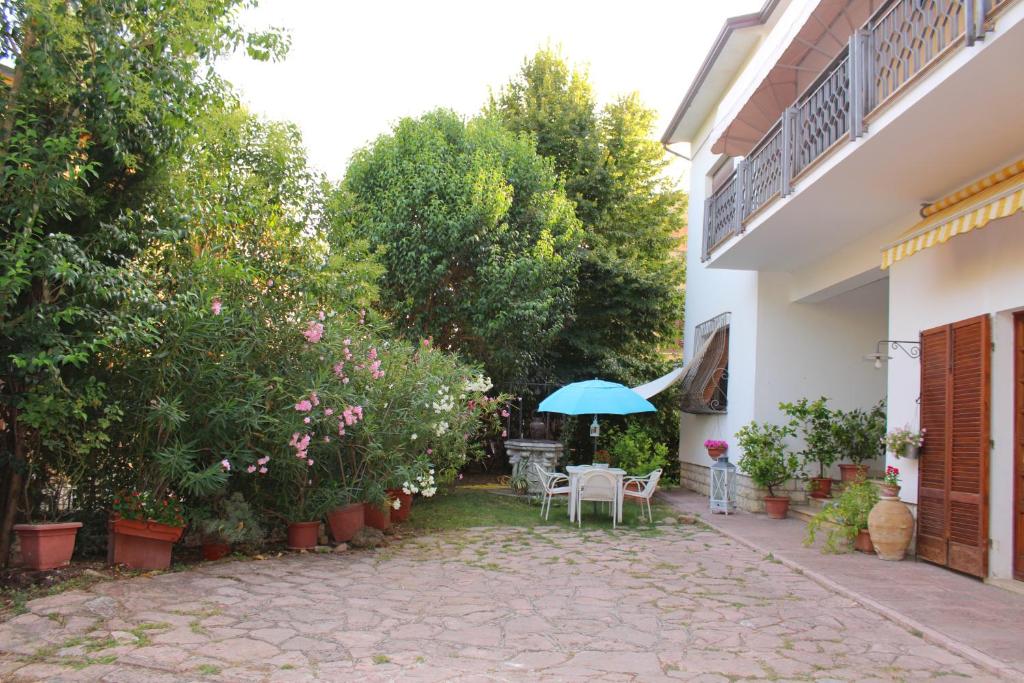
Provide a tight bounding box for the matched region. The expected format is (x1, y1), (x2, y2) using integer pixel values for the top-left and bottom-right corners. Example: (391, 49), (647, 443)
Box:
(735, 421), (799, 497)
(342, 109), (582, 385)
(804, 480), (879, 553)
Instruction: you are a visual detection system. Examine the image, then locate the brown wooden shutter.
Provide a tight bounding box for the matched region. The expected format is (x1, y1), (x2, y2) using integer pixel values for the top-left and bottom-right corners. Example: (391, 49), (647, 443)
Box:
(917, 325), (950, 566)
(947, 316), (990, 577)
(916, 314), (990, 578)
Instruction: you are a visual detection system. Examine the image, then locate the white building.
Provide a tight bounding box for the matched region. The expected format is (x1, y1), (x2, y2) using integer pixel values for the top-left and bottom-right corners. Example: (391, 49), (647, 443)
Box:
(664, 0), (1024, 583)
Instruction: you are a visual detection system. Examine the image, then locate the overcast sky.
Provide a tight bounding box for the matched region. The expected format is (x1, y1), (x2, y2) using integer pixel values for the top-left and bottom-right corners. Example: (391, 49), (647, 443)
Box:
(217, 0), (762, 182)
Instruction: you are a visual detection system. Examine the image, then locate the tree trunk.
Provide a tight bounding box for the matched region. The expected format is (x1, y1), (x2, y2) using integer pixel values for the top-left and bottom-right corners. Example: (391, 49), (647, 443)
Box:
(0, 406), (26, 568)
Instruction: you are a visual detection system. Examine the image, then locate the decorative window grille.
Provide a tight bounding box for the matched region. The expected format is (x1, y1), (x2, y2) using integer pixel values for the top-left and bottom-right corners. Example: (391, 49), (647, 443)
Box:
(681, 313), (730, 414)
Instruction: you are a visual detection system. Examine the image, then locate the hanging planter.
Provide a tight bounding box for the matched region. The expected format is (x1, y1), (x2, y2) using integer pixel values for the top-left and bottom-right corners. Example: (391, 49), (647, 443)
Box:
(884, 426), (924, 460)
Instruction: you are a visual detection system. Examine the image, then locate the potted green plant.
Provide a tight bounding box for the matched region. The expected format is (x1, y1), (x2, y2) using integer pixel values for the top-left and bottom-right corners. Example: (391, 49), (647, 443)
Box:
(804, 479), (879, 553)
(736, 420), (799, 519)
(781, 398), (836, 499)
(391, 457), (438, 523)
(313, 483), (364, 544)
(361, 479), (392, 531)
(832, 402), (886, 483)
(194, 493), (263, 561)
(109, 491), (186, 570)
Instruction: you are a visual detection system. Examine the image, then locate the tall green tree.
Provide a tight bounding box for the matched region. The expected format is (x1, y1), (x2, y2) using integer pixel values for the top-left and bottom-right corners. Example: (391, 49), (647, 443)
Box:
(0, 0), (285, 565)
(489, 48), (686, 386)
(341, 109), (582, 385)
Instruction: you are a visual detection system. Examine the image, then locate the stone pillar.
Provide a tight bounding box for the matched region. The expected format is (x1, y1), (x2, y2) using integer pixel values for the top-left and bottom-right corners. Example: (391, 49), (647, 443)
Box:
(504, 439), (564, 495)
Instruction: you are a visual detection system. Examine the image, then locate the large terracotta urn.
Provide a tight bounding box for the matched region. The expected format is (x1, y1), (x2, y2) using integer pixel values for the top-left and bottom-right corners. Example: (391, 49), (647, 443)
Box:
(867, 493), (914, 561)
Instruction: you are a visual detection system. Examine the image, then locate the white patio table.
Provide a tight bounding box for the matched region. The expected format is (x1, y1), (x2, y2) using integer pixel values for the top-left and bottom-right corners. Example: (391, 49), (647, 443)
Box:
(566, 465), (626, 523)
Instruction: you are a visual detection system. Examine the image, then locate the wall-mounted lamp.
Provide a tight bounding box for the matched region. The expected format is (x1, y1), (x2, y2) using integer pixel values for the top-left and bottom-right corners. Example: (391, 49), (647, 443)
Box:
(864, 340), (921, 369)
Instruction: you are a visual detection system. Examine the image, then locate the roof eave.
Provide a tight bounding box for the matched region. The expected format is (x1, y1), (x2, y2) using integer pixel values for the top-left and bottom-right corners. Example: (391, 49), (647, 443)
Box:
(661, 0), (783, 147)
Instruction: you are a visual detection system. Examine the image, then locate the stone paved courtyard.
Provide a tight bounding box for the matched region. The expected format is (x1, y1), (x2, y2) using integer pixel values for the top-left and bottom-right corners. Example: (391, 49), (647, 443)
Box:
(0, 524), (998, 681)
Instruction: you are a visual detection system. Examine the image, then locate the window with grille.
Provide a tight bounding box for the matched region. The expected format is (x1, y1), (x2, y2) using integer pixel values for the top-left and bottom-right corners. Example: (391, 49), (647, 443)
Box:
(681, 313), (730, 414)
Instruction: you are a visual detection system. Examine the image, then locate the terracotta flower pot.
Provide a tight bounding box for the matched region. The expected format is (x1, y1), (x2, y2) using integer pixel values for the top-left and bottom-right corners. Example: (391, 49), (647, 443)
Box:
(363, 502), (391, 531)
(880, 484), (900, 498)
(109, 517), (184, 570)
(202, 543), (231, 561)
(387, 489), (413, 523)
(868, 495), (914, 561)
(838, 464), (868, 483)
(763, 496), (791, 519)
(326, 503), (364, 542)
(706, 446), (726, 461)
(13, 522), (82, 571)
(809, 477), (833, 499)
(853, 528), (874, 554)
(287, 521), (320, 550)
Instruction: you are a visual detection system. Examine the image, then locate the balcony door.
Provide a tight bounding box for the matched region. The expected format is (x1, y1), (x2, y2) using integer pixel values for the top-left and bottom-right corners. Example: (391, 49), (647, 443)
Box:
(917, 315), (990, 578)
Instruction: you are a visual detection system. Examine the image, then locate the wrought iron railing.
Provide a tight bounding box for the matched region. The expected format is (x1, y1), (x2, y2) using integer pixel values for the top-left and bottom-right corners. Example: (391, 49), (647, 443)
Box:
(701, 0), (1001, 262)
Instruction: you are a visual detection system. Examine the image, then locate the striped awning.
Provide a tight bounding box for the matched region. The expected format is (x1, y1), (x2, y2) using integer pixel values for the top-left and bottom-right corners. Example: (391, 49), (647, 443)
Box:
(882, 159), (1024, 269)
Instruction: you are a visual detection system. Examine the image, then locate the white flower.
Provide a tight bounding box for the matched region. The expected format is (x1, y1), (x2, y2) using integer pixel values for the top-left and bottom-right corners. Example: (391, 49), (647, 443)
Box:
(391, 498), (401, 510)
(411, 433), (418, 441)
(422, 487), (437, 498)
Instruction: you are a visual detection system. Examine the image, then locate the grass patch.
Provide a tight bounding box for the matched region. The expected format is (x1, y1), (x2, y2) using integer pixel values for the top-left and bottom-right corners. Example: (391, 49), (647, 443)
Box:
(129, 621), (170, 646)
(403, 485), (674, 532)
(196, 664), (221, 675)
(372, 654), (391, 664)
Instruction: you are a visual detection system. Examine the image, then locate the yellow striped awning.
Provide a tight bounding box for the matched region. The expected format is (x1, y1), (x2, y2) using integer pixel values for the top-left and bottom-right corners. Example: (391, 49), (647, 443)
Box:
(882, 160), (1024, 269)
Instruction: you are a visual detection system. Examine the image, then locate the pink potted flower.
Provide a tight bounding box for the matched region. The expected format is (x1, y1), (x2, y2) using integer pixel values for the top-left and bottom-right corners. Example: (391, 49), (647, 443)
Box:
(704, 439), (728, 461)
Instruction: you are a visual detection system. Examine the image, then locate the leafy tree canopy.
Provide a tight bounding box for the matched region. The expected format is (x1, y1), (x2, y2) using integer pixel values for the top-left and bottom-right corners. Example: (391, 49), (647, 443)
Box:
(341, 109), (582, 385)
(489, 47), (686, 386)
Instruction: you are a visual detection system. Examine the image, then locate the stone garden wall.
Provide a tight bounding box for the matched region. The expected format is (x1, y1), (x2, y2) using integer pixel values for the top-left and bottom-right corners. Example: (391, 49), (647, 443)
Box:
(679, 462), (810, 512)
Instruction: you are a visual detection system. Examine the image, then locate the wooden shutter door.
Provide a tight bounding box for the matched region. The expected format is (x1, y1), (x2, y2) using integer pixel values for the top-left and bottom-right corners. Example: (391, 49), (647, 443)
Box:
(917, 315), (990, 578)
(947, 316), (990, 577)
(917, 326), (950, 566)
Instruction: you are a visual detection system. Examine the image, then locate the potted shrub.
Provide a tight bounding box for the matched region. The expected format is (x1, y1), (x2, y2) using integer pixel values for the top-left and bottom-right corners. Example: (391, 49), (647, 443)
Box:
(194, 493), (263, 561)
(781, 398), (836, 498)
(832, 402), (886, 483)
(884, 426), (924, 460)
(392, 458), (439, 523)
(314, 483), (364, 544)
(736, 420), (799, 519)
(804, 479), (879, 553)
(361, 480), (392, 531)
(703, 439), (728, 461)
(13, 520), (83, 571)
(109, 491), (186, 570)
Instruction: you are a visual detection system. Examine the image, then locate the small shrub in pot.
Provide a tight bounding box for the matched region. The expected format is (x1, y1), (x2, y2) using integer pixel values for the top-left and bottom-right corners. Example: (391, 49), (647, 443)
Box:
(735, 420), (799, 519)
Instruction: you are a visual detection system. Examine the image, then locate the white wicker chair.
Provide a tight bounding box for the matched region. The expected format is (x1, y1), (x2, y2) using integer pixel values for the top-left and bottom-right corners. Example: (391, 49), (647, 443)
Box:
(622, 469), (662, 523)
(576, 468), (619, 529)
(534, 464), (570, 521)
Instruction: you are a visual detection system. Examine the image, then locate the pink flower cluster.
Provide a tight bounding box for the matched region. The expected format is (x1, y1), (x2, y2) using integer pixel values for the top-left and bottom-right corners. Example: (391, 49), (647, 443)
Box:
(211, 297), (223, 316)
(290, 432), (314, 467)
(303, 320), (324, 344)
(246, 455), (270, 475)
(337, 405), (364, 436)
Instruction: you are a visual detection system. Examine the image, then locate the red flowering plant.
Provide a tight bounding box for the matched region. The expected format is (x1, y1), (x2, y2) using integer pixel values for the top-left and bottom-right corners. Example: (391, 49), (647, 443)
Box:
(112, 491), (186, 528)
(882, 466), (901, 488)
(703, 440), (728, 450)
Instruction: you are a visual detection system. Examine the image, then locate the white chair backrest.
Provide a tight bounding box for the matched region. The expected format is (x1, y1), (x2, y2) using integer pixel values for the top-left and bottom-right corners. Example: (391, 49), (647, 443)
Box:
(579, 469), (617, 502)
(534, 463), (559, 490)
(641, 469), (663, 496)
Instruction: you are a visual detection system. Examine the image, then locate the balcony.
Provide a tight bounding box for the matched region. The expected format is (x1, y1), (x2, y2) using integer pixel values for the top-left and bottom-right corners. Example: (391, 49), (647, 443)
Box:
(701, 0), (1009, 264)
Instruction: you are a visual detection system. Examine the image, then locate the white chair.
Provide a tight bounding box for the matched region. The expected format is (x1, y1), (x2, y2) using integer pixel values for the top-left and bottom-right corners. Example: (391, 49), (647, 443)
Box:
(534, 464), (570, 521)
(622, 469), (662, 523)
(577, 469), (619, 529)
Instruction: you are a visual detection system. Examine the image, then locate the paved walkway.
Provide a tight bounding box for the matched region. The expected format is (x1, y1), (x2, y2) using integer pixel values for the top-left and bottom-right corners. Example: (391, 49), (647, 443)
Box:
(660, 489), (1024, 680)
(0, 523), (1004, 682)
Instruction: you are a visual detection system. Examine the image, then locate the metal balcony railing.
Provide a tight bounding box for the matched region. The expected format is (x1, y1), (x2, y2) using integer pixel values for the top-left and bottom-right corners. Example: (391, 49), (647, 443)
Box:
(701, 0), (999, 261)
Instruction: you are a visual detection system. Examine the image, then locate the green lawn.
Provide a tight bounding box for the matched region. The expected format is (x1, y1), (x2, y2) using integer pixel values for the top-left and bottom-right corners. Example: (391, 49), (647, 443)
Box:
(403, 483), (677, 532)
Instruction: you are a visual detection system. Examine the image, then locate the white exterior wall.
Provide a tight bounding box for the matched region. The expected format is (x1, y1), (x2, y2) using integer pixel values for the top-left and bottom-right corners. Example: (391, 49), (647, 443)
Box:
(887, 212), (1024, 580)
(679, 144), (759, 467)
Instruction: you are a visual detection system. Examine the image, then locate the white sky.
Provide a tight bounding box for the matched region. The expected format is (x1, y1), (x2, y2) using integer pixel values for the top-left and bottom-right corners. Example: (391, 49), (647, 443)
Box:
(217, 0), (763, 182)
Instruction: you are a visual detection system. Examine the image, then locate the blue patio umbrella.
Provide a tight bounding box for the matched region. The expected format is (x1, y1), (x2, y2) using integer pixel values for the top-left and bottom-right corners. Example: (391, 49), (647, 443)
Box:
(539, 379), (656, 455)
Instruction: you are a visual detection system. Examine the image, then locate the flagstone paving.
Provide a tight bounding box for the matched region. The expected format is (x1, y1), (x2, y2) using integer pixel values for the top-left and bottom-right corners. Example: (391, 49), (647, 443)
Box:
(0, 523), (1001, 681)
